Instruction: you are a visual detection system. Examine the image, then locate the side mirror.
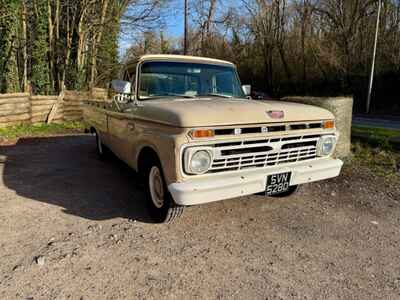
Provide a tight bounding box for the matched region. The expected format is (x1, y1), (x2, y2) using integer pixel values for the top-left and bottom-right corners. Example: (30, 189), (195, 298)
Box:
(111, 79), (131, 94)
(242, 85), (251, 97)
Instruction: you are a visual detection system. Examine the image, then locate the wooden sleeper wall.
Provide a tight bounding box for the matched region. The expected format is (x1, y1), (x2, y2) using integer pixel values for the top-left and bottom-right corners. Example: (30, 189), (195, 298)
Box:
(0, 89), (107, 127)
(0, 93), (31, 127)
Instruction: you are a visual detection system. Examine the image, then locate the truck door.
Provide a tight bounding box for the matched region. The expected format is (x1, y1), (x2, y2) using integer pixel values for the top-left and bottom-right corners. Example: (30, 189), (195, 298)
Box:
(106, 111), (136, 166)
(106, 64), (138, 165)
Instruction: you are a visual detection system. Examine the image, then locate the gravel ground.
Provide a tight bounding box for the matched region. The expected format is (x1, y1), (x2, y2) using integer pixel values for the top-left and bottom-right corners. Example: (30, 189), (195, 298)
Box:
(0, 134), (399, 300)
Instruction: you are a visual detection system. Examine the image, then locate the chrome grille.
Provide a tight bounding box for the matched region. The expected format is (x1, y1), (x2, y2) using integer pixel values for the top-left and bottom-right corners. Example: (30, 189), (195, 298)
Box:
(213, 121), (323, 136)
(208, 135), (319, 173)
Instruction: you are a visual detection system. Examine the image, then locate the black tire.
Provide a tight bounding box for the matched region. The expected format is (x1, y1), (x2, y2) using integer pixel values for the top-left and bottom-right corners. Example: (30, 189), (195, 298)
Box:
(143, 159), (184, 223)
(269, 185), (300, 198)
(256, 185), (300, 197)
(95, 131), (109, 160)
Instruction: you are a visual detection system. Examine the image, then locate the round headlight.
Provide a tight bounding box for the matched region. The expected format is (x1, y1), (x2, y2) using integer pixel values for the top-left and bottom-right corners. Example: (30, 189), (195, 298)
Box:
(189, 150), (212, 174)
(318, 136), (336, 156)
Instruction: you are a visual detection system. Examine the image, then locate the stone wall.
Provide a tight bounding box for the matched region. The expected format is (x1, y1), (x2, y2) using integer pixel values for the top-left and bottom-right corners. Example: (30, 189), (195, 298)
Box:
(0, 89), (107, 127)
(281, 96), (353, 158)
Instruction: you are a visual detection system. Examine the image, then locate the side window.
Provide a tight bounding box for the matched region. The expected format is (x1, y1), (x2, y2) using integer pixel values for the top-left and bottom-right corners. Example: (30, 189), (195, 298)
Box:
(122, 66), (136, 94)
(140, 74), (166, 96)
(186, 76), (199, 96)
(215, 71), (234, 95)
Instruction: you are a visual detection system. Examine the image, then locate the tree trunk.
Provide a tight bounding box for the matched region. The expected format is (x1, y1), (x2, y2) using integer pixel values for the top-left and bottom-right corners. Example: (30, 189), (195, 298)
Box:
(47, 0), (55, 92)
(278, 46), (292, 83)
(89, 0), (109, 89)
(21, 1), (28, 92)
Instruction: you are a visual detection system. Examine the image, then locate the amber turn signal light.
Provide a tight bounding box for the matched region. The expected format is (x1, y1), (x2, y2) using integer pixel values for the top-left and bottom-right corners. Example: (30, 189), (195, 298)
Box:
(323, 120), (335, 129)
(191, 129), (215, 138)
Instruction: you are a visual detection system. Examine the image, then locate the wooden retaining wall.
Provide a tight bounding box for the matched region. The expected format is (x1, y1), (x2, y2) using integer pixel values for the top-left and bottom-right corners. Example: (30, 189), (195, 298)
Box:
(0, 93), (31, 127)
(0, 89), (107, 127)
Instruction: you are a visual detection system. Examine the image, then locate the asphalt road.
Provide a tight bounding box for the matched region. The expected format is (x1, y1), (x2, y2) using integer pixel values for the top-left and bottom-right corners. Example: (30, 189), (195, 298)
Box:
(0, 135), (399, 299)
(353, 116), (400, 130)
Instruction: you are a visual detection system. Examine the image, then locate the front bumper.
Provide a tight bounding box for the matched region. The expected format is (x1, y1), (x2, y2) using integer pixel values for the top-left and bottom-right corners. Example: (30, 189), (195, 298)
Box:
(168, 158), (343, 206)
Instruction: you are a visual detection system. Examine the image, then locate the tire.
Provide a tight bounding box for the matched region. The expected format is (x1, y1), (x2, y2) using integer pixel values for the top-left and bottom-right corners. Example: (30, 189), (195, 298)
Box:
(256, 185), (300, 197)
(95, 131), (108, 160)
(144, 160), (184, 223)
(269, 185), (300, 198)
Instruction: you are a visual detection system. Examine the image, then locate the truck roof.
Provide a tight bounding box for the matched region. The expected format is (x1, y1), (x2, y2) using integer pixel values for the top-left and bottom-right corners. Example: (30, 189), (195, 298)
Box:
(138, 54), (235, 67)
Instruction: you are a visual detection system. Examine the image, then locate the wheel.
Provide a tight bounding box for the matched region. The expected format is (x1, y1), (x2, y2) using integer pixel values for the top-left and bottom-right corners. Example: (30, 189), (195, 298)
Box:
(269, 185), (300, 198)
(95, 131), (108, 160)
(144, 160), (184, 223)
(256, 185), (300, 197)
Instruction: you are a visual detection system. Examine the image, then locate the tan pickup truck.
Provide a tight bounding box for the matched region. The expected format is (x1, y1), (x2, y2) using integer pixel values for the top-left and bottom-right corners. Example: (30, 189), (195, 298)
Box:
(83, 54), (343, 223)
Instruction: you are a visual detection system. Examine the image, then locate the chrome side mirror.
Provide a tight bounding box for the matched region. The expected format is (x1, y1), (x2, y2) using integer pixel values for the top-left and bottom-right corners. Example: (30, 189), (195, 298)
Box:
(111, 79), (131, 94)
(111, 80), (134, 111)
(242, 85), (251, 97)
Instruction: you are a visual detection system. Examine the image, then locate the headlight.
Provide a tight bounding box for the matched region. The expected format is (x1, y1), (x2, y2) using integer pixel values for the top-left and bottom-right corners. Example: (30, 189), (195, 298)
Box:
(184, 148), (213, 174)
(317, 135), (337, 156)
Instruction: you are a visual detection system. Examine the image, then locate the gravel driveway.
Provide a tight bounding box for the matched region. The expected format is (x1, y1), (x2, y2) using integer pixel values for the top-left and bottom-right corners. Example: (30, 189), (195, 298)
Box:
(0, 135), (399, 299)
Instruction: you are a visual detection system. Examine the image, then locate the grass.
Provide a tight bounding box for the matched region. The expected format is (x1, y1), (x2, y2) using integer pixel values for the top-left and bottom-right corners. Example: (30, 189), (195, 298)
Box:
(351, 125), (399, 177)
(351, 125), (400, 150)
(351, 141), (400, 179)
(0, 122), (85, 140)
(352, 125), (399, 138)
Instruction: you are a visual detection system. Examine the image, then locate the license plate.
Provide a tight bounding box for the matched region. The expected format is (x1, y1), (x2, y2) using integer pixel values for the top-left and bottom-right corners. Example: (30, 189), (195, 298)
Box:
(266, 172), (292, 196)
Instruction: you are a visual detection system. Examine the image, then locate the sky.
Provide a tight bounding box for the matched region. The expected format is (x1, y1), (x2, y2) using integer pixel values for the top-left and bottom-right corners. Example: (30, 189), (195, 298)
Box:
(118, 0), (243, 57)
(118, 0), (185, 57)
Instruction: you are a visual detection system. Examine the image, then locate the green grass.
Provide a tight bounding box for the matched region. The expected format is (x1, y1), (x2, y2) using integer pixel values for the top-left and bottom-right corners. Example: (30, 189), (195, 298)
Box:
(351, 127), (399, 177)
(351, 125), (400, 150)
(0, 122), (85, 140)
(352, 125), (400, 138)
(351, 141), (400, 178)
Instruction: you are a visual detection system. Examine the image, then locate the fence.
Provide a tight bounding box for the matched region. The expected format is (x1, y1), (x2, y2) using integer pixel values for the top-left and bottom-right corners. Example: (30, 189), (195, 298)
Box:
(0, 89), (107, 127)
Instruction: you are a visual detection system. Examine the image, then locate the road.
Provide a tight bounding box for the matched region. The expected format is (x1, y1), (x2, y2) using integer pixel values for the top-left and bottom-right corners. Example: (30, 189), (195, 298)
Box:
(353, 116), (400, 130)
(0, 135), (399, 299)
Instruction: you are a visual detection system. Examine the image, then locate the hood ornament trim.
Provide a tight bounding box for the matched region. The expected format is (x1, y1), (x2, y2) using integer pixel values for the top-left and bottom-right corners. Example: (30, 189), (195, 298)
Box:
(267, 110), (284, 119)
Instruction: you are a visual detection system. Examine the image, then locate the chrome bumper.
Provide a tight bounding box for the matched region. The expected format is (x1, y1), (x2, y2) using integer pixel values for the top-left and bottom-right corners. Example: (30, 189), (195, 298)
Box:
(168, 158), (343, 206)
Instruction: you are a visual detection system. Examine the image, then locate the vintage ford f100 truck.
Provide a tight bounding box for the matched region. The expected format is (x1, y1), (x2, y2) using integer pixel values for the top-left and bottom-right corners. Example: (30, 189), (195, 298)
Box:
(83, 54), (343, 223)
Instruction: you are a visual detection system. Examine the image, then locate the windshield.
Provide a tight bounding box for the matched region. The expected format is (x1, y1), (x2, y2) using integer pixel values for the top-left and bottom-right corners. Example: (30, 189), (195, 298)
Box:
(138, 61), (245, 99)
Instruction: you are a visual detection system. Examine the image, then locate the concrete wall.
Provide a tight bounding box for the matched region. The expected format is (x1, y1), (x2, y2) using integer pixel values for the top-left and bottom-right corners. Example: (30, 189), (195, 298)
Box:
(0, 89), (107, 127)
(281, 96), (353, 158)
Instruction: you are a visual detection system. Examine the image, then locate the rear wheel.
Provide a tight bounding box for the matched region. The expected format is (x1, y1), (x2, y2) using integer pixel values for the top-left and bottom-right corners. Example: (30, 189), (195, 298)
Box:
(144, 161), (184, 223)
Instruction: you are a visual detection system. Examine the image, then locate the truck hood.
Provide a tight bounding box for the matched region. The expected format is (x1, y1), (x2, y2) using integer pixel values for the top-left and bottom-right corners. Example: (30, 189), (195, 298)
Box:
(131, 98), (334, 127)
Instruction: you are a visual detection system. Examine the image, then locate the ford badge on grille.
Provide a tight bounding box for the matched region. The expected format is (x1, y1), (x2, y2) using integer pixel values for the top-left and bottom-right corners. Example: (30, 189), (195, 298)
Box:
(267, 110), (284, 119)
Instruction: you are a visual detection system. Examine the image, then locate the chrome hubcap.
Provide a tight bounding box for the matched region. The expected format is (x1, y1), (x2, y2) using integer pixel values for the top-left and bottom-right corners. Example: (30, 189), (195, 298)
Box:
(149, 166), (164, 208)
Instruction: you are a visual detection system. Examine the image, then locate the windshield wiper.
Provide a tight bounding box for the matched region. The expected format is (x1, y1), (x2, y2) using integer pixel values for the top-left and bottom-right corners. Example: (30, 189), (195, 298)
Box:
(165, 93), (195, 98)
(201, 93), (233, 98)
(142, 94), (195, 99)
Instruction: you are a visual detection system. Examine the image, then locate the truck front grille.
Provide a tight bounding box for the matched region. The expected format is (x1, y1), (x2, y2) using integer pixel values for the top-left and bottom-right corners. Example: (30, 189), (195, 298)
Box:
(207, 135), (319, 173)
(213, 122), (323, 136)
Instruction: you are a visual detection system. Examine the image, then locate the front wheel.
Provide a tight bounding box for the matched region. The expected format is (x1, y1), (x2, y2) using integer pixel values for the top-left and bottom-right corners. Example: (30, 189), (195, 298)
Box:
(269, 185), (300, 198)
(144, 162), (184, 223)
(256, 185), (300, 197)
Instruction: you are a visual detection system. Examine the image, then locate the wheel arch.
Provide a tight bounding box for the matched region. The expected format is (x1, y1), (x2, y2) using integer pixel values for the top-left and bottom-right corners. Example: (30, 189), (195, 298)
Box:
(89, 126), (97, 134)
(136, 145), (162, 175)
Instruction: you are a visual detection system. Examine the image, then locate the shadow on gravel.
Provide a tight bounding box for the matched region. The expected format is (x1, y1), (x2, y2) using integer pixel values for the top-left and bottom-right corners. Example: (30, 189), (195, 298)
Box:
(0, 135), (154, 223)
